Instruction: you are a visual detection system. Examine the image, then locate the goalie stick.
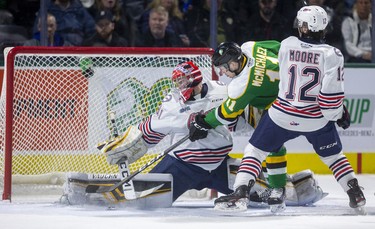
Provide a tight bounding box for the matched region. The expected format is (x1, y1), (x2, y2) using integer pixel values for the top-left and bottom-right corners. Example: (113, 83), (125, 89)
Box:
(86, 134), (189, 194)
(109, 111), (137, 200)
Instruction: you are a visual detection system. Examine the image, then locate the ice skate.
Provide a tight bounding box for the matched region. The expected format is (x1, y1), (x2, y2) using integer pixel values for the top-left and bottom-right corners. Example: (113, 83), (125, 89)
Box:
(249, 187), (271, 208)
(214, 180), (254, 212)
(347, 178), (366, 215)
(268, 187), (286, 213)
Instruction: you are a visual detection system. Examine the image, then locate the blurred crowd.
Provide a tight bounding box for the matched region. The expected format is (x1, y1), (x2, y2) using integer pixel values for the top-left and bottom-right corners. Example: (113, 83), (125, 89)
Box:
(0, 0), (372, 63)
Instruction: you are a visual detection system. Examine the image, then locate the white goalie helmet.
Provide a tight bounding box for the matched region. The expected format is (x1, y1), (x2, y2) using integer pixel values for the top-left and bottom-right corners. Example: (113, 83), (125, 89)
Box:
(297, 5), (328, 32)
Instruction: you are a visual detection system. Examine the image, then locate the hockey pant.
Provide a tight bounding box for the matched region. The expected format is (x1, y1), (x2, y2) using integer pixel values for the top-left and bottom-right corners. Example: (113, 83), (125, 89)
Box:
(150, 154), (232, 201)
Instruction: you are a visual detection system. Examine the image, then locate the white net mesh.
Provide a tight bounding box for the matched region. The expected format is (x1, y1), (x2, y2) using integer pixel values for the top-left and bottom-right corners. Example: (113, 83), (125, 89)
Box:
(0, 47), (214, 199)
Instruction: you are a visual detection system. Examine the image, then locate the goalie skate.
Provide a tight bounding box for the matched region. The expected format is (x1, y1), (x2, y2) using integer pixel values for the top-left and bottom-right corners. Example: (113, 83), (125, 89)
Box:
(214, 181), (254, 212)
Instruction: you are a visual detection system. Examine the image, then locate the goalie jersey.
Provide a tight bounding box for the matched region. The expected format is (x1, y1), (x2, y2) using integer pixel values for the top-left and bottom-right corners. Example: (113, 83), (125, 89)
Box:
(138, 80), (233, 171)
(269, 36), (345, 132)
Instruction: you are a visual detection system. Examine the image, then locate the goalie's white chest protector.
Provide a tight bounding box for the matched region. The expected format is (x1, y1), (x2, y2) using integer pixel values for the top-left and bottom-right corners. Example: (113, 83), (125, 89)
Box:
(141, 80), (233, 171)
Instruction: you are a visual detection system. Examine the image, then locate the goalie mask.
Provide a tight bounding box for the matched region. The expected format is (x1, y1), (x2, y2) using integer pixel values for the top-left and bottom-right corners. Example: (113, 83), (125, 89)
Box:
(172, 61), (203, 101)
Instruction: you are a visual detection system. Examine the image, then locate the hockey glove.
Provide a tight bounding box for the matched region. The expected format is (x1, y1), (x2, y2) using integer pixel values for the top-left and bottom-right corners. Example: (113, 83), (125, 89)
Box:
(336, 105), (350, 130)
(189, 114), (212, 141)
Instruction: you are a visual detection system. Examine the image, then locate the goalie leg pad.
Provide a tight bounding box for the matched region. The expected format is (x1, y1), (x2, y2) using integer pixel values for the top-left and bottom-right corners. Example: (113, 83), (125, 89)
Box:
(61, 173), (173, 208)
(61, 172), (121, 205)
(285, 169), (328, 206)
(100, 125), (148, 165)
(248, 170), (328, 207)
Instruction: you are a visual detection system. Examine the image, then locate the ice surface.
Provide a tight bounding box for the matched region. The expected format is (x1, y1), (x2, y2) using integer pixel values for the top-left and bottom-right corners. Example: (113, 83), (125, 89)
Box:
(1, 175), (374, 229)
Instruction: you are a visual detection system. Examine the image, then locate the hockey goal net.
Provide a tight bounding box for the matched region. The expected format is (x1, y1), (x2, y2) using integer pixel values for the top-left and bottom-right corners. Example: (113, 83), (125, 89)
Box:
(0, 46), (215, 201)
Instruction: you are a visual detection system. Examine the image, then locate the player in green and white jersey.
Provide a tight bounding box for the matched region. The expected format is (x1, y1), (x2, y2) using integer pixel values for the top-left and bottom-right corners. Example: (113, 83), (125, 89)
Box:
(189, 41), (287, 212)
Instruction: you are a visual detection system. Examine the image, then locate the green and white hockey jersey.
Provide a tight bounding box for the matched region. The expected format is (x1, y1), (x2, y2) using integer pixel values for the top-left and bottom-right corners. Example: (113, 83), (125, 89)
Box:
(205, 40), (281, 128)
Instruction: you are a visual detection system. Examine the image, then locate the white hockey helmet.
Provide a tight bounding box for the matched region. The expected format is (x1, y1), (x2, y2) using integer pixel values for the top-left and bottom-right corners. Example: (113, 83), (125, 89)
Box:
(297, 5), (328, 32)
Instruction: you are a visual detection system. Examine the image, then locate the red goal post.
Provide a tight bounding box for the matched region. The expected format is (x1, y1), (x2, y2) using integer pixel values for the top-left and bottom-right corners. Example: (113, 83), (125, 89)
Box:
(0, 46), (216, 201)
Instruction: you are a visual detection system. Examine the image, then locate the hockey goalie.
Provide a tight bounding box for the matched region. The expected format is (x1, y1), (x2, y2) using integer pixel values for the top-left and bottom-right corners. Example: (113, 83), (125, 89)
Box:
(61, 61), (327, 209)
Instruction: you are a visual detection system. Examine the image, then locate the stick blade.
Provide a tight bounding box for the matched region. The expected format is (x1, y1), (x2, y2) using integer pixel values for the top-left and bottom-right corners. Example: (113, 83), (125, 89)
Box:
(85, 184), (115, 193)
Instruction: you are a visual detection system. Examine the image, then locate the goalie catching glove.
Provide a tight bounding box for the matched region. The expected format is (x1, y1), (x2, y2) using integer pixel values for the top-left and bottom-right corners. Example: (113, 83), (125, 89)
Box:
(98, 126), (148, 165)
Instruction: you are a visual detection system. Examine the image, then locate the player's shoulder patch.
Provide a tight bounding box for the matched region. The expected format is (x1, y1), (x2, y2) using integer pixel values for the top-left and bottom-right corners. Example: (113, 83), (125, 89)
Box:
(206, 80), (227, 90)
(333, 47), (343, 57)
(160, 90), (185, 111)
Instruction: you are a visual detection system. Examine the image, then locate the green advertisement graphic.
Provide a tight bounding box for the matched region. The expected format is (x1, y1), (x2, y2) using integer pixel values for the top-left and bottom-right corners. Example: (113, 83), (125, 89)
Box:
(107, 77), (173, 132)
(344, 95), (374, 127)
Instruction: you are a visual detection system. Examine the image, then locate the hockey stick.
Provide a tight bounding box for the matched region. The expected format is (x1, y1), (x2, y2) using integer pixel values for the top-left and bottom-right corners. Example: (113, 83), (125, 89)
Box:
(109, 111), (137, 200)
(86, 134), (189, 194)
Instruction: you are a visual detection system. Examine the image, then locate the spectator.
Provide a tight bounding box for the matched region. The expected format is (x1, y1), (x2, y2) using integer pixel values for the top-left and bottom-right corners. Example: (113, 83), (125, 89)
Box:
(24, 12), (70, 46)
(135, 5), (182, 47)
(120, 0), (152, 46)
(33, 0), (96, 46)
(341, 0), (372, 63)
(87, 0), (132, 44)
(82, 10), (128, 46)
(345, 0), (357, 14)
(7, 0), (40, 36)
(80, 0), (95, 8)
(294, 0), (345, 51)
(0, 9), (28, 42)
(138, 0), (190, 46)
(181, 0), (193, 14)
(185, 0), (236, 47)
(0, 9), (28, 63)
(122, 0), (153, 22)
(238, 0), (290, 44)
(0, 9), (13, 25)
(275, 0), (299, 31)
(222, 0), (256, 44)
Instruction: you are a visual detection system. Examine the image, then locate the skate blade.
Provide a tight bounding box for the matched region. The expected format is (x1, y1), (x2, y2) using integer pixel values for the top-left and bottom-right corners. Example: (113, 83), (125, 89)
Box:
(214, 200), (248, 212)
(269, 202), (286, 213)
(248, 201), (268, 208)
(353, 206), (367, 215)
